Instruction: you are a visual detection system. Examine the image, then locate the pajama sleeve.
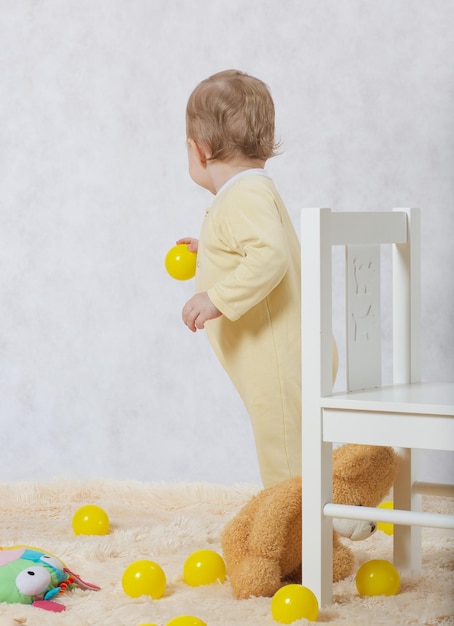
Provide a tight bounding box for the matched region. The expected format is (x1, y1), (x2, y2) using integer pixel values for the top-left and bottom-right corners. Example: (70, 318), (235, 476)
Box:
(206, 184), (290, 322)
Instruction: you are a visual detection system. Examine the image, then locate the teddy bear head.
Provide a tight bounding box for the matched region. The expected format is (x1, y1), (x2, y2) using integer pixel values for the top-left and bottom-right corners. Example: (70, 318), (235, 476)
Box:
(332, 444), (400, 508)
(330, 444), (399, 541)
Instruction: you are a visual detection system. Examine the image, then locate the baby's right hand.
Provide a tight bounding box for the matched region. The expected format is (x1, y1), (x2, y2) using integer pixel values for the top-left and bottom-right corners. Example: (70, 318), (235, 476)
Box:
(176, 237), (198, 253)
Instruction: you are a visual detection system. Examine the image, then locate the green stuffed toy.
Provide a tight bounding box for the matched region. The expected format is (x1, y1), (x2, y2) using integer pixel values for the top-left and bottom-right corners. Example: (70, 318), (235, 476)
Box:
(0, 545), (100, 612)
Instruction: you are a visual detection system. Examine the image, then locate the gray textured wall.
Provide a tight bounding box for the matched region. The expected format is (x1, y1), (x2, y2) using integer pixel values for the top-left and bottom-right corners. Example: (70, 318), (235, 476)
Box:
(1, 1), (453, 484)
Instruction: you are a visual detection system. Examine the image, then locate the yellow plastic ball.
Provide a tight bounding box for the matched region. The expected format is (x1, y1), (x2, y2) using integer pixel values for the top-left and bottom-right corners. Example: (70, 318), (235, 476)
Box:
(122, 560), (166, 599)
(377, 501), (394, 535)
(183, 549), (226, 587)
(271, 584), (319, 623)
(165, 244), (197, 281)
(356, 559), (400, 596)
(72, 504), (110, 535)
(166, 617), (207, 626)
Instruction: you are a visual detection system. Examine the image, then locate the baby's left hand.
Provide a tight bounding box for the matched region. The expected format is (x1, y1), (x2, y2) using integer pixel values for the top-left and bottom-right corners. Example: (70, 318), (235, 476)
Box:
(176, 237), (198, 253)
(182, 292), (221, 332)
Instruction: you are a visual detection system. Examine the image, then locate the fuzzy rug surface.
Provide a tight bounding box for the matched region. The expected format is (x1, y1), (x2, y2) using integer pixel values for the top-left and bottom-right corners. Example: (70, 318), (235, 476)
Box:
(0, 480), (453, 626)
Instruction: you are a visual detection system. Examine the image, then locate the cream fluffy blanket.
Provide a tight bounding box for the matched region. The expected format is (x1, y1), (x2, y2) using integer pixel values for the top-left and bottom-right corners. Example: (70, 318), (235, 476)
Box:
(0, 480), (453, 625)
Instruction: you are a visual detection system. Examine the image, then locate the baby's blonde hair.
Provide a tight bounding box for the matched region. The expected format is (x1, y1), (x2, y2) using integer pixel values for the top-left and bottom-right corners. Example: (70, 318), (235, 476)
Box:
(186, 69), (279, 161)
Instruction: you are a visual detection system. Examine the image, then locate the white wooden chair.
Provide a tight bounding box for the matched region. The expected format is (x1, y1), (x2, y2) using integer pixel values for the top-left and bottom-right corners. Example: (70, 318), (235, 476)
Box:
(300, 207), (454, 607)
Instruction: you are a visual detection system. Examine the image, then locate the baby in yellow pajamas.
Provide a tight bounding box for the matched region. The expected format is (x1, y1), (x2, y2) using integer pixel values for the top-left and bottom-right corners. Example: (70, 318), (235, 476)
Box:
(180, 70), (335, 488)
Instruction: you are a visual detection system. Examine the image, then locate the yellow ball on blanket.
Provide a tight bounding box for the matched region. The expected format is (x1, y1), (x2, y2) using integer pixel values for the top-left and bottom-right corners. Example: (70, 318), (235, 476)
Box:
(122, 560), (166, 599)
(166, 617), (207, 626)
(377, 501), (394, 535)
(356, 559), (400, 596)
(271, 584), (319, 623)
(72, 504), (110, 535)
(183, 549), (226, 587)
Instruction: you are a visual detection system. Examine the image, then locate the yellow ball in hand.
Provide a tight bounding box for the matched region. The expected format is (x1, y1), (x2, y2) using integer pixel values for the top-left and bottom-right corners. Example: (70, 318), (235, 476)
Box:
(356, 559), (400, 596)
(72, 505), (110, 535)
(122, 560), (166, 599)
(165, 244), (197, 281)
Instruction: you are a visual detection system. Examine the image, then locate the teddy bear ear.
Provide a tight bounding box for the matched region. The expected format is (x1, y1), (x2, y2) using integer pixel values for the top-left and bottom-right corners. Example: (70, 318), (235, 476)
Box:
(332, 444), (373, 479)
(333, 445), (399, 481)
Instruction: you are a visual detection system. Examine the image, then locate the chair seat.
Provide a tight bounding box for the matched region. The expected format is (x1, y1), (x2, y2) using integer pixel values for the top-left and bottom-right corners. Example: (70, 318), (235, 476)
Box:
(322, 382), (454, 414)
(321, 382), (454, 450)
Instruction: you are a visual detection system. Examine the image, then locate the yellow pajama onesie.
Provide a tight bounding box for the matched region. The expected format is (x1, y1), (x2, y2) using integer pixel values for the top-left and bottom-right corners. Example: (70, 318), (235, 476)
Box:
(195, 170), (301, 488)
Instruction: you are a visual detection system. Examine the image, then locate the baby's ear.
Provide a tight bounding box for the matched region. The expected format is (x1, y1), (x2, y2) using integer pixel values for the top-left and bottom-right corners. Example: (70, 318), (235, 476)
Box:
(188, 138), (210, 165)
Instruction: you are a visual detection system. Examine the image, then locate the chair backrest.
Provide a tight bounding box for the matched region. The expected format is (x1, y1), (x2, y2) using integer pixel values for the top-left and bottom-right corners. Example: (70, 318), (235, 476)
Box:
(300, 208), (421, 395)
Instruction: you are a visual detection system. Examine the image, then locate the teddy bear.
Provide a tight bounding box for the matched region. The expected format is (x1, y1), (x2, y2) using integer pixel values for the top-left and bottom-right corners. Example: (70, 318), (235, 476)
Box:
(221, 444), (399, 599)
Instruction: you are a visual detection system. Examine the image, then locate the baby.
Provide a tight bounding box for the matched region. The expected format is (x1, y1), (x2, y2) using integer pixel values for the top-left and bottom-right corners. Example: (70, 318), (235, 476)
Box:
(179, 69), (330, 487)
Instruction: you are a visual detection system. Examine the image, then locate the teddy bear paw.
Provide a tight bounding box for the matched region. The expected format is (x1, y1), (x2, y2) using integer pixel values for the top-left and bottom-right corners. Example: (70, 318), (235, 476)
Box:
(333, 542), (355, 582)
(228, 556), (282, 599)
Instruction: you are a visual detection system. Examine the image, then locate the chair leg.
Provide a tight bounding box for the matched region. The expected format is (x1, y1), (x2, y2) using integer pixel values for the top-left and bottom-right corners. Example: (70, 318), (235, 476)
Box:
(302, 440), (333, 607)
(393, 448), (422, 572)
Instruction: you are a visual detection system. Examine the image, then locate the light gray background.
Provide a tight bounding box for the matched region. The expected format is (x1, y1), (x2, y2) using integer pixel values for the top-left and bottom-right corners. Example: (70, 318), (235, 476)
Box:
(1, 1), (453, 485)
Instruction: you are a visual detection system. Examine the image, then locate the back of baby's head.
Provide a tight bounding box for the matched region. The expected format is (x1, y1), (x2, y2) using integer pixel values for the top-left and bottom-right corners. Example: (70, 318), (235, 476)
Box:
(186, 69), (279, 161)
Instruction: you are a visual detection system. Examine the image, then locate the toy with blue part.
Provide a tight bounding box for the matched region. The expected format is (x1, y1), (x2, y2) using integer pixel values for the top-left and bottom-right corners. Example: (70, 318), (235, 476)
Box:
(0, 545), (100, 612)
